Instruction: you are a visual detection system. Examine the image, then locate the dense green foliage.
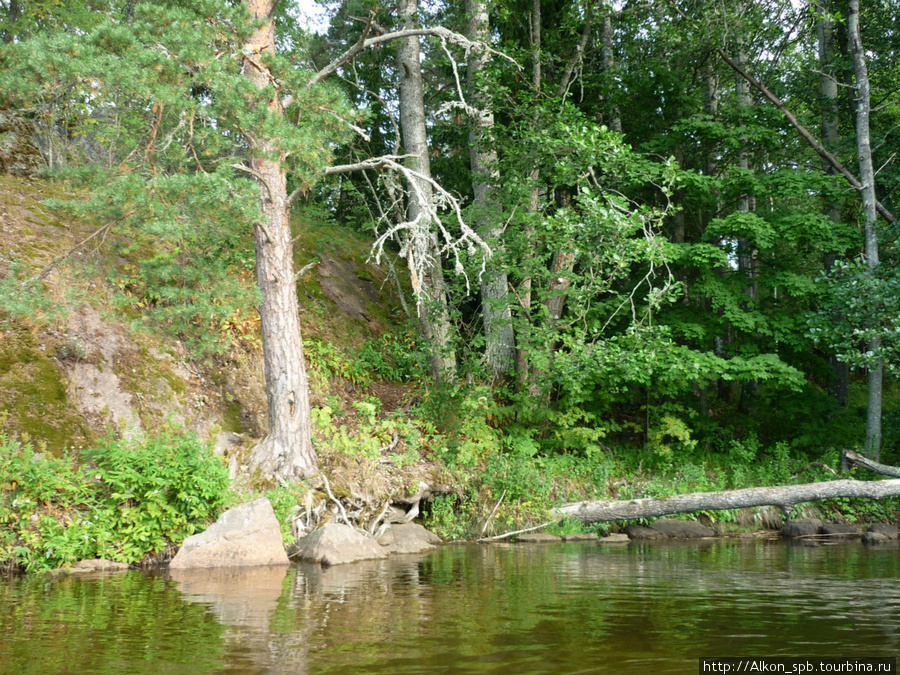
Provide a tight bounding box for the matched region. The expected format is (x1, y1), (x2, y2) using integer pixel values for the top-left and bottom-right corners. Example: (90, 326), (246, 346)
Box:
(2, 0), (900, 556)
(0, 432), (232, 572)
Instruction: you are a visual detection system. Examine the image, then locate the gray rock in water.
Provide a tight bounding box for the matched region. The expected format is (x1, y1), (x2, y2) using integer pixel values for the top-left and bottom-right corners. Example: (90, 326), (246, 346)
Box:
(599, 533), (631, 543)
(862, 531), (891, 545)
(624, 524), (664, 539)
(68, 559), (130, 574)
(782, 518), (823, 538)
(293, 522), (389, 565)
(169, 498), (289, 569)
(868, 523), (899, 540)
(562, 533), (599, 541)
(517, 533), (561, 543)
(381, 523), (441, 554)
(646, 520), (715, 539)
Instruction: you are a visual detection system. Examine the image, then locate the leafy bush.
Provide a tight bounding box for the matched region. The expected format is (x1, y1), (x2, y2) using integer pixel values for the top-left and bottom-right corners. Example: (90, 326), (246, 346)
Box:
(0, 432), (232, 572)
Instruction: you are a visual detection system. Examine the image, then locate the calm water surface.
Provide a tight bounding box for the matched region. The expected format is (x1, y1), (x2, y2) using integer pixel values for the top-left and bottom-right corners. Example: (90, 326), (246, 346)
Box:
(2, 539), (899, 674)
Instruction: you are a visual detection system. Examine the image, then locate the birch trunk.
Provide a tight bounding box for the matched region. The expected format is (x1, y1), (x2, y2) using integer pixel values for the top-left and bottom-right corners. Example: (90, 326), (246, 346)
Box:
(600, 2), (621, 134)
(848, 0), (882, 461)
(243, 0), (317, 480)
(467, 0), (515, 376)
(397, 0), (457, 382)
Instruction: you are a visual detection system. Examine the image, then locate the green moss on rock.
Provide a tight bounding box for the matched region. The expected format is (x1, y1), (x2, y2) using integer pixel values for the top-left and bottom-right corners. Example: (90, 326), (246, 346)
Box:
(0, 321), (92, 452)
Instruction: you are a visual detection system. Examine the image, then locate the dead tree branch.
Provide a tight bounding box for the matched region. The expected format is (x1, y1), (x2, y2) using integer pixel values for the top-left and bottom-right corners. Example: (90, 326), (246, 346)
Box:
(324, 154), (491, 296)
(310, 26), (519, 88)
(27, 210), (136, 287)
(844, 450), (900, 478)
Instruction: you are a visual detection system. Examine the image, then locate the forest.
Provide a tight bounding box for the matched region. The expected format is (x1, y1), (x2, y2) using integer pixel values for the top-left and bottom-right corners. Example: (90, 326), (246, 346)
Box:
(1, 0), (900, 569)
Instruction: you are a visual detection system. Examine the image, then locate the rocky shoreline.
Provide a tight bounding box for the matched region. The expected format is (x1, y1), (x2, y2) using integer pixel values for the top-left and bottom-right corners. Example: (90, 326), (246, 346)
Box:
(55, 503), (900, 576)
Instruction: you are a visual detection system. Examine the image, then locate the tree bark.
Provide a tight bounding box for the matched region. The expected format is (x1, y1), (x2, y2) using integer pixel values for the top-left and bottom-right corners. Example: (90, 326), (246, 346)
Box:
(848, 0), (882, 461)
(844, 450), (900, 478)
(716, 46), (895, 225)
(2, 0), (20, 43)
(599, 2), (621, 134)
(467, 0), (516, 377)
(817, 0), (849, 405)
(555, 479), (900, 523)
(514, 0), (542, 389)
(242, 0), (317, 480)
(734, 35), (758, 416)
(397, 0), (457, 382)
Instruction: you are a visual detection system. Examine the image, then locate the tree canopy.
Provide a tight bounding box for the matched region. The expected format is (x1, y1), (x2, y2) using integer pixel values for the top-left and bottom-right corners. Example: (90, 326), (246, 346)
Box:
(2, 0), (899, 475)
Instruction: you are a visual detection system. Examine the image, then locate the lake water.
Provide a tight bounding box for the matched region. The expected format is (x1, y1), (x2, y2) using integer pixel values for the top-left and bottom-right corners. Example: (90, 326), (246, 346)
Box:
(1, 539), (899, 674)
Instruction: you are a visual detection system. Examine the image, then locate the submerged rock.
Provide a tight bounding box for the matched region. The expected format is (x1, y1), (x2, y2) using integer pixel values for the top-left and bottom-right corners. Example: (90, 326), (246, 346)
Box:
(862, 531), (891, 545)
(517, 533), (561, 543)
(867, 523), (899, 540)
(293, 522), (388, 565)
(67, 559), (130, 574)
(599, 533), (630, 543)
(562, 533), (599, 541)
(379, 522), (441, 554)
(625, 520), (714, 539)
(169, 498), (289, 569)
(782, 519), (823, 538)
(624, 524), (663, 539)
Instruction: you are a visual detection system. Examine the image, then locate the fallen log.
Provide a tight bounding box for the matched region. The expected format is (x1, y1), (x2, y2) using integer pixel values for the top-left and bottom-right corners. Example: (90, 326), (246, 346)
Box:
(554, 479), (900, 523)
(843, 450), (900, 478)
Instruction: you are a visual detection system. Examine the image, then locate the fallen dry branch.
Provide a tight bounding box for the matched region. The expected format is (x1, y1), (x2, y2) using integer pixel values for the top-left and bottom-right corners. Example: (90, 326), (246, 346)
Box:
(554, 479), (900, 523)
(477, 521), (552, 542)
(844, 450), (900, 478)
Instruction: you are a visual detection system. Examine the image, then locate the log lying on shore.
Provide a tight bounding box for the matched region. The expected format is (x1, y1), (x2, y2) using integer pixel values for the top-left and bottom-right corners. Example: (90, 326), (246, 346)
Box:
(554, 479), (900, 524)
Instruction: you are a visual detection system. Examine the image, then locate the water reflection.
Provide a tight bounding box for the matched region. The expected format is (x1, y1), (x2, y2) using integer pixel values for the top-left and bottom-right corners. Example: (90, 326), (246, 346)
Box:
(2, 541), (900, 674)
(169, 565), (296, 674)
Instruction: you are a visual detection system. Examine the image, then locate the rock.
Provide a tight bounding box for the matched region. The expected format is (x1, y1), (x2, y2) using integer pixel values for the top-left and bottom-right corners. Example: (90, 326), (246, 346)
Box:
(517, 533), (561, 543)
(68, 559), (130, 574)
(381, 523), (441, 554)
(821, 523), (864, 537)
(867, 523), (899, 540)
(561, 533), (599, 541)
(647, 520), (716, 539)
(624, 524), (664, 539)
(862, 531), (891, 545)
(599, 533), (630, 543)
(782, 518), (823, 538)
(376, 525), (396, 547)
(169, 498), (289, 569)
(293, 522), (388, 565)
(0, 111), (44, 175)
(625, 520), (715, 540)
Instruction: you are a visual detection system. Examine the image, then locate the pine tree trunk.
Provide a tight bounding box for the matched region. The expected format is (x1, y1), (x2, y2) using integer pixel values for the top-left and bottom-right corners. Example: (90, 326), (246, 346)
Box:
(243, 0), (317, 480)
(467, 0), (515, 377)
(848, 0), (882, 461)
(817, 0), (849, 405)
(397, 0), (457, 382)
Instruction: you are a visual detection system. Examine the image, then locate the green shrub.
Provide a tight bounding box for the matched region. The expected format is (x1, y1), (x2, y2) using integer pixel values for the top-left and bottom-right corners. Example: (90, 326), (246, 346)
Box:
(0, 432), (232, 572)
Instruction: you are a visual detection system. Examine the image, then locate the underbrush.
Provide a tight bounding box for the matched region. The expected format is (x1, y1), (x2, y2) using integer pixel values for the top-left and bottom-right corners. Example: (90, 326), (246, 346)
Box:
(0, 431), (233, 573)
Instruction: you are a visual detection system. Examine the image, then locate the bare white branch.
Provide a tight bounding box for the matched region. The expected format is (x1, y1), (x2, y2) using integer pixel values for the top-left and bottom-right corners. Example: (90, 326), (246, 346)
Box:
(309, 26), (520, 88)
(325, 155), (491, 296)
